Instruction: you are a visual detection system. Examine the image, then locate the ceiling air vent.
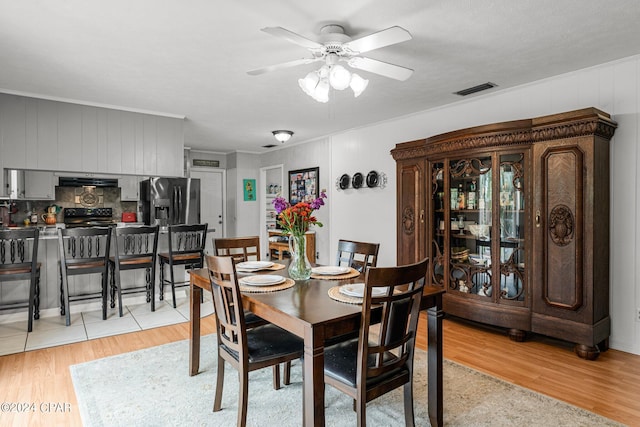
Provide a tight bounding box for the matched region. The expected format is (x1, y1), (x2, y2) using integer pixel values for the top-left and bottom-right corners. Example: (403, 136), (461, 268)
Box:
(454, 82), (497, 96)
(262, 144), (277, 148)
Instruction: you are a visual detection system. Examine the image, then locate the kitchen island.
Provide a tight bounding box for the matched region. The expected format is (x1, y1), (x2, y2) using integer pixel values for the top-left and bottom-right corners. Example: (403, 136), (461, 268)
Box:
(0, 223), (179, 319)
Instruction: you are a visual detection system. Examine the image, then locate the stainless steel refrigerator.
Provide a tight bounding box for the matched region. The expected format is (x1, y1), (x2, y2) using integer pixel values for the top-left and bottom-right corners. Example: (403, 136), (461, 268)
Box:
(140, 177), (201, 227)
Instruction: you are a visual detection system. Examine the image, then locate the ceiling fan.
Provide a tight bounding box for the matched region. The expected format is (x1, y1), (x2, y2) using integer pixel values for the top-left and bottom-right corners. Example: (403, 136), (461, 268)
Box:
(247, 25), (414, 102)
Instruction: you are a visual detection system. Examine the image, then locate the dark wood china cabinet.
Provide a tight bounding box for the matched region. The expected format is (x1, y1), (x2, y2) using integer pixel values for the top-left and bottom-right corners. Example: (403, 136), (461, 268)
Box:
(391, 108), (617, 360)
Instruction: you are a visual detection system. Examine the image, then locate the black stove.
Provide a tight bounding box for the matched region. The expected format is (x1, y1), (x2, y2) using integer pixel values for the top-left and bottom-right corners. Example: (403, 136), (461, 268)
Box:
(63, 207), (116, 228)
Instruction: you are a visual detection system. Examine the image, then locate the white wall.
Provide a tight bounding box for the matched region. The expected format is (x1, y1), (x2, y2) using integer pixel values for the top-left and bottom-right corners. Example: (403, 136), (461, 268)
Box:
(264, 54), (640, 355)
(225, 152), (262, 237)
(260, 140), (332, 263)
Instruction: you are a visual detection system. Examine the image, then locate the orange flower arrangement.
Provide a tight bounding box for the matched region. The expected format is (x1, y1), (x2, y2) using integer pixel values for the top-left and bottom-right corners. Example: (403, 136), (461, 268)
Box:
(273, 192), (326, 237)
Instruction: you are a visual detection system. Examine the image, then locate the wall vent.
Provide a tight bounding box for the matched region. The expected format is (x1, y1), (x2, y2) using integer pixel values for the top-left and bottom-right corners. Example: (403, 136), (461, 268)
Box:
(262, 144), (277, 148)
(454, 82), (497, 96)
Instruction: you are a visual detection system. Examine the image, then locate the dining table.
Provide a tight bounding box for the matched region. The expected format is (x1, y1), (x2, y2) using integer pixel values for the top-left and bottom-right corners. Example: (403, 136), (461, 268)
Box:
(188, 262), (445, 427)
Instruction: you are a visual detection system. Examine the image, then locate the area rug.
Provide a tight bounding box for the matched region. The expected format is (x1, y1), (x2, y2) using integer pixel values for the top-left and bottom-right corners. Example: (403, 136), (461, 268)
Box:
(70, 335), (623, 427)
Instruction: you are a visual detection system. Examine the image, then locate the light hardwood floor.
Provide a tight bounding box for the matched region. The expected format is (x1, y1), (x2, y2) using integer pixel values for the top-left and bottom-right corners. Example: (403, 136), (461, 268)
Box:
(1, 313), (639, 426)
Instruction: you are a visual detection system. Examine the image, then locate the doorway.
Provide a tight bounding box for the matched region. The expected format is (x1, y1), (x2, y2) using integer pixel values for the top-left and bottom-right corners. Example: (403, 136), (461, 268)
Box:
(190, 168), (225, 255)
(259, 164), (284, 258)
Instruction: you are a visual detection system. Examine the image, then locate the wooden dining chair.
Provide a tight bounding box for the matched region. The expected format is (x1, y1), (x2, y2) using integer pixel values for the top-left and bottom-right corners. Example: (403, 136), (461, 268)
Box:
(205, 254), (303, 427)
(0, 228), (40, 332)
(58, 226), (112, 326)
(214, 235), (292, 387)
(336, 239), (380, 273)
(213, 236), (291, 390)
(158, 223), (208, 308)
(323, 258), (429, 427)
(109, 225), (160, 317)
(214, 236), (260, 262)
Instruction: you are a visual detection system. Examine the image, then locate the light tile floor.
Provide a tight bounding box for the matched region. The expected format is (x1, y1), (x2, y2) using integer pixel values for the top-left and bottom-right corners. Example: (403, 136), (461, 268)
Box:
(0, 290), (214, 356)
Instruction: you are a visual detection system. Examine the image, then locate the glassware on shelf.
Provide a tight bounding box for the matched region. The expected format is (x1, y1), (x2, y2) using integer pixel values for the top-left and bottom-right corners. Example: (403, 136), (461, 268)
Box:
(457, 215), (465, 235)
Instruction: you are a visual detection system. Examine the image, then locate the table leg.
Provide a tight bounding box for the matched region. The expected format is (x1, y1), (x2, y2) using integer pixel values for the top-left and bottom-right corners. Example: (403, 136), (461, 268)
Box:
(189, 280), (202, 376)
(427, 295), (444, 427)
(303, 327), (325, 427)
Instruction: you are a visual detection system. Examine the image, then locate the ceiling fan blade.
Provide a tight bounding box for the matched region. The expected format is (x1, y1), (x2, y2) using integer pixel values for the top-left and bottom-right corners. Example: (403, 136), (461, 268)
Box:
(261, 27), (323, 49)
(348, 57), (414, 81)
(247, 58), (320, 76)
(343, 26), (412, 54)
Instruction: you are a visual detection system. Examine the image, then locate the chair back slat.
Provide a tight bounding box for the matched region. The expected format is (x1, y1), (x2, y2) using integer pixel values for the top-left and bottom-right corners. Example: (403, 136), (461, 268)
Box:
(205, 254), (246, 357)
(214, 236), (260, 263)
(336, 239), (380, 273)
(358, 258), (428, 382)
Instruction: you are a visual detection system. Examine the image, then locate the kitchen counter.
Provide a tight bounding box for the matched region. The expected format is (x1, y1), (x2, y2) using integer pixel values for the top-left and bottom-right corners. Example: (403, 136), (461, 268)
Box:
(1, 224), (64, 239)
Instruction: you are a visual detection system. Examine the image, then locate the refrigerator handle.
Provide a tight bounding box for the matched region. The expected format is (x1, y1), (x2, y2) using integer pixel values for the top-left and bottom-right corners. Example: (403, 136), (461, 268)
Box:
(172, 186), (178, 224)
(178, 186), (183, 220)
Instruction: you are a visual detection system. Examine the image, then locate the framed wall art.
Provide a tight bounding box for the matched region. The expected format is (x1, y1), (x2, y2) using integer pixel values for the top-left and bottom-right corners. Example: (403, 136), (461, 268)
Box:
(243, 179), (256, 201)
(288, 167), (319, 204)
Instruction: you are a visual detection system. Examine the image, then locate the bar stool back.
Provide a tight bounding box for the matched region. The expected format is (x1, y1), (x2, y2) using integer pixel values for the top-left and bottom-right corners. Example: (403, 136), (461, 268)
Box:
(58, 226), (112, 326)
(158, 223), (208, 308)
(0, 228), (40, 332)
(110, 225), (160, 316)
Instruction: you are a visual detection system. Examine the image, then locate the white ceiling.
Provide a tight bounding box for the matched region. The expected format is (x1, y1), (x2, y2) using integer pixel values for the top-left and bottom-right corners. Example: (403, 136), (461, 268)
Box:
(1, 1), (640, 153)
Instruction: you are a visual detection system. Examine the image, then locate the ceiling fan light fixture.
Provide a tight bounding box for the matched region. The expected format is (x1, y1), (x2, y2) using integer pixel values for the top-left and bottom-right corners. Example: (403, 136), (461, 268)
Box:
(272, 130), (294, 143)
(251, 25), (413, 103)
(328, 64), (351, 90)
(313, 79), (330, 103)
(298, 71), (319, 96)
(350, 73), (369, 97)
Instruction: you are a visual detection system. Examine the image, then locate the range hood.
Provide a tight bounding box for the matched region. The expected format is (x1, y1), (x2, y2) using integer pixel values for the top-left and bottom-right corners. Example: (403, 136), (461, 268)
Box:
(58, 176), (119, 187)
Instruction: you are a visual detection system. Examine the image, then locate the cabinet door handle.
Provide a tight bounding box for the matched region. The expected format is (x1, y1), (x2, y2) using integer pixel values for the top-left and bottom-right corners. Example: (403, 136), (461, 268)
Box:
(535, 209), (541, 228)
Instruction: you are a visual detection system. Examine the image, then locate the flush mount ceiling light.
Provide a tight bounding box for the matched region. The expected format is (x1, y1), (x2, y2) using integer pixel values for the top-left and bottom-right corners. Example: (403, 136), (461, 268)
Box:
(272, 130), (294, 143)
(248, 24), (414, 103)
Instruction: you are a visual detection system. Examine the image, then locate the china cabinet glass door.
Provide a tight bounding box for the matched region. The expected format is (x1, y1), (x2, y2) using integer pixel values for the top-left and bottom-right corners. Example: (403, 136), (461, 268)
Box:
(498, 153), (526, 303)
(431, 161), (445, 286)
(445, 156), (492, 298)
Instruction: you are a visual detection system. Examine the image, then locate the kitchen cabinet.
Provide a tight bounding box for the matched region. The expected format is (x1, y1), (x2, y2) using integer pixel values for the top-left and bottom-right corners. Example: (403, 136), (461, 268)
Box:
(391, 108), (617, 360)
(0, 94), (28, 170)
(0, 93), (184, 177)
(57, 103), (83, 172)
(2, 170), (55, 200)
(4, 169), (25, 199)
(24, 170), (55, 200)
(0, 168), (5, 199)
(120, 175), (142, 201)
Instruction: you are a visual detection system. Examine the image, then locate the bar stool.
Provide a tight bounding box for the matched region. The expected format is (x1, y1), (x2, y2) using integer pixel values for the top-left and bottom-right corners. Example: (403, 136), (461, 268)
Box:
(58, 226), (112, 326)
(0, 228), (40, 332)
(109, 225), (160, 316)
(158, 223), (207, 308)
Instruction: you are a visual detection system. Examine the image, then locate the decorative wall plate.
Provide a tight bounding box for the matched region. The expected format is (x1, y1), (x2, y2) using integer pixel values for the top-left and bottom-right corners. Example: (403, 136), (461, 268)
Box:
(337, 174), (350, 190)
(366, 170), (379, 187)
(352, 172), (364, 189)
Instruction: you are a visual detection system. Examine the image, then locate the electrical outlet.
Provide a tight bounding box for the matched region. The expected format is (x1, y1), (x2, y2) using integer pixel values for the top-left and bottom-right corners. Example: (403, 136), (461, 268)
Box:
(637, 308), (640, 322)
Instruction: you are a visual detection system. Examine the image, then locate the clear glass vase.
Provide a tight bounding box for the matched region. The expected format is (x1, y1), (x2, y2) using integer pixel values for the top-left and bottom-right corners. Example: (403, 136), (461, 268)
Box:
(288, 234), (312, 280)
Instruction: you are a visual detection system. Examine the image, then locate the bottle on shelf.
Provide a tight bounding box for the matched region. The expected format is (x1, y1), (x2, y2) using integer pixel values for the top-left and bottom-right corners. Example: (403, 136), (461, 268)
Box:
(457, 183), (465, 210)
(467, 180), (476, 209)
(450, 187), (458, 210)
